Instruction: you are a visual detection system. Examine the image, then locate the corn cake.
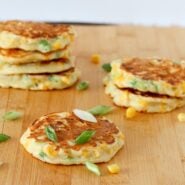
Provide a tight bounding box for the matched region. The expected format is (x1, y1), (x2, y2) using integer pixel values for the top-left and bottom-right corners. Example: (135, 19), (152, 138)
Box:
(20, 111), (124, 164)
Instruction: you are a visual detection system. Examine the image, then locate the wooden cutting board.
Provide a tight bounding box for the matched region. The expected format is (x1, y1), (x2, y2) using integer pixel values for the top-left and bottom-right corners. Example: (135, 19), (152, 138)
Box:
(1, 25), (185, 185)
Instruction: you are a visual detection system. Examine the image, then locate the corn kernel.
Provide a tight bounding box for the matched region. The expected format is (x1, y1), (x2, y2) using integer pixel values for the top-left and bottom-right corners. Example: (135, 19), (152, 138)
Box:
(125, 107), (137, 119)
(107, 164), (120, 174)
(94, 150), (100, 158)
(62, 77), (70, 84)
(82, 149), (89, 158)
(178, 113), (185, 122)
(43, 145), (58, 157)
(91, 54), (101, 64)
(138, 100), (148, 108)
(53, 42), (61, 50)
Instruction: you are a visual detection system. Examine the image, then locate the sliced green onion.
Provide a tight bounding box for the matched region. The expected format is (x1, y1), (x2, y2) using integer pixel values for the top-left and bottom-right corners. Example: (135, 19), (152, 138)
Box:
(0, 133), (10, 142)
(48, 75), (59, 83)
(76, 81), (89, 91)
(2, 111), (22, 121)
(130, 80), (137, 87)
(102, 63), (111, 72)
(39, 151), (47, 158)
(45, 125), (58, 142)
(88, 105), (114, 116)
(73, 109), (97, 123)
(75, 130), (95, 144)
(38, 40), (51, 52)
(85, 161), (101, 176)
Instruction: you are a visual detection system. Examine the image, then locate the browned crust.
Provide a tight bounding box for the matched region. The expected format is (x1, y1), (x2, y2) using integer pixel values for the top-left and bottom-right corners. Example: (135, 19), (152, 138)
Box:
(117, 86), (181, 99)
(26, 67), (75, 76)
(28, 113), (119, 151)
(0, 20), (73, 38)
(121, 58), (185, 85)
(6, 57), (68, 66)
(3, 68), (75, 77)
(0, 45), (69, 58)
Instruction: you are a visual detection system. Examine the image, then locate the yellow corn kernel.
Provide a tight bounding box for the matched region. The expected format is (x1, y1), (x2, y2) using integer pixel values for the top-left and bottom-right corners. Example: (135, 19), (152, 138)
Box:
(138, 100), (148, 108)
(116, 75), (124, 82)
(125, 107), (137, 119)
(43, 145), (58, 157)
(107, 164), (120, 174)
(100, 144), (111, 153)
(178, 113), (185, 122)
(62, 76), (70, 84)
(91, 54), (101, 64)
(53, 42), (61, 50)
(82, 149), (89, 158)
(94, 150), (100, 158)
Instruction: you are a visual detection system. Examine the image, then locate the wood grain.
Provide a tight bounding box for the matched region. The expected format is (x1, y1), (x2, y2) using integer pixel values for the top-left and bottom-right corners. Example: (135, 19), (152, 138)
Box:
(1, 25), (185, 185)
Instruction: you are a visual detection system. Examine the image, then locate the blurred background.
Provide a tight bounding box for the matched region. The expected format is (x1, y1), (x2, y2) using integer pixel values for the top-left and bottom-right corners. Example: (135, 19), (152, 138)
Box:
(0, 0), (185, 26)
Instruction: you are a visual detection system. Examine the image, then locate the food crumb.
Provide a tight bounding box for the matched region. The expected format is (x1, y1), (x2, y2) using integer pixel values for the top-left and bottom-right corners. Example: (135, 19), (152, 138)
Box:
(125, 107), (137, 119)
(107, 164), (120, 174)
(91, 54), (101, 64)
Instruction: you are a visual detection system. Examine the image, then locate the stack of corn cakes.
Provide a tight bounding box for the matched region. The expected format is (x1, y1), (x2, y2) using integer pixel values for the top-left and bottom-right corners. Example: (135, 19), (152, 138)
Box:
(104, 57), (185, 113)
(0, 20), (79, 90)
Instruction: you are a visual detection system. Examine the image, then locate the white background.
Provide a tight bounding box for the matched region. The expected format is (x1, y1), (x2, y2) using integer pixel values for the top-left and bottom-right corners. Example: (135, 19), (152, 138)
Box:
(0, 0), (185, 26)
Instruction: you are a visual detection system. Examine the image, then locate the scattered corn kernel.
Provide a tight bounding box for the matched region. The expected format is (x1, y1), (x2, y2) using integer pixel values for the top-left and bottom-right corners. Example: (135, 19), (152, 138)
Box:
(125, 107), (137, 119)
(178, 113), (185, 122)
(91, 54), (101, 64)
(107, 164), (120, 174)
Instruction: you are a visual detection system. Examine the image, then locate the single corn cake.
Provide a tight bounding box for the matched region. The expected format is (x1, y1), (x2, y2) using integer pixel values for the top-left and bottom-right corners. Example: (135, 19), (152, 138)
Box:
(0, 69), (80, 90)
(0, 20), (75, 53)
(20, 111), (124, 164)
(111, 58), (185, 98)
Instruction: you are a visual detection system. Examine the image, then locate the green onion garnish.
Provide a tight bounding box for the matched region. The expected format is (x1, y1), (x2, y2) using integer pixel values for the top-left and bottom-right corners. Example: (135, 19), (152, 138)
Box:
(88, 105), (114, 116)
(39, 151), (47, 158)
(76, 81), (89, 91)
(75, 130), (95, 144)
(45, 125), (58, 142)
(0, 133), (10, 142)
(2, 111), (22, 121)
(102, 63), (112, 72)
(85, 161), (101, 176)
